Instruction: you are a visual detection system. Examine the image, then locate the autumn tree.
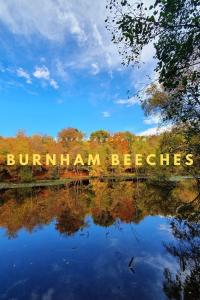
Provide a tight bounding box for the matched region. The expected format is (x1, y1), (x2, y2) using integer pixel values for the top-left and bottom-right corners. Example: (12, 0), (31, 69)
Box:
(58, 128), (84, 147)
(90, 130), (110, 143)
(142, 84), (200, 177)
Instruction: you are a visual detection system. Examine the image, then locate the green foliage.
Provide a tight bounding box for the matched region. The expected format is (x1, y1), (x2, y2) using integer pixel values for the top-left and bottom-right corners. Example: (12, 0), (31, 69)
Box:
(106, 0), (200, 132)
(50, 167), (60, 180)
(19, 166), (33, 183)
(90, 130), (110, 142)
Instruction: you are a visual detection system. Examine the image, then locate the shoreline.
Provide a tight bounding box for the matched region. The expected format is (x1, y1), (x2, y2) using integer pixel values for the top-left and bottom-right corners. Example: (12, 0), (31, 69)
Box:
(0, 175), (197, 190)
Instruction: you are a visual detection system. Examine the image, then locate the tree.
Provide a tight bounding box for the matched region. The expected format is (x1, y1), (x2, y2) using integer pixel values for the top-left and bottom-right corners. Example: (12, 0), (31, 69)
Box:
(90, 130), (110, 142)
(106, 0), (200, 131)
(58, 128), (84, 145)
(142, 84), (200, 177)
(163, 216), (200, 299)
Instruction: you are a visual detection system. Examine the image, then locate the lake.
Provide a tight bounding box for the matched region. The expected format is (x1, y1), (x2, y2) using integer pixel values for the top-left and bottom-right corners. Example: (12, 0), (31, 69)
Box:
(0, 179), (199, 300)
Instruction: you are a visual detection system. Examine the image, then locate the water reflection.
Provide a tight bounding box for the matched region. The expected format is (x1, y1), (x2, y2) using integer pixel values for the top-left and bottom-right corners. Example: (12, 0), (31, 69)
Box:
(163, 195), (200, 299)
(0, 179), (199, 300)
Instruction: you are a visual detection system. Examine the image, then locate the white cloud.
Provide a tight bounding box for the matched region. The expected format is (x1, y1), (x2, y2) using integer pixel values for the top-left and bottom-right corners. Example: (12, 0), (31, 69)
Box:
(33, 66), (58, 89)
(138, 124), (172, 136)
(91, 63), (100, 75)
(33, 66), (50, 80)
(63, 12), (87, 42)
(102, 111), (111, 118)
(50, 79), (59, 89)
(143, 113), (161, 125)
(55, 60), (69, 81)
(0, 0), (85, 42)
(115, 96), (140, 107)
(17, 68), (32, 84)
(0, 0), (156, 85)
(0, 0), (124, 73)
(141, 42), (156, 63)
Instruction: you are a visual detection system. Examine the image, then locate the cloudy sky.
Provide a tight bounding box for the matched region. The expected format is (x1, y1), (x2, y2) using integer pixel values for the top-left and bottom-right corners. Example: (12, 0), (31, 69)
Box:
(0, 0), (162, 137)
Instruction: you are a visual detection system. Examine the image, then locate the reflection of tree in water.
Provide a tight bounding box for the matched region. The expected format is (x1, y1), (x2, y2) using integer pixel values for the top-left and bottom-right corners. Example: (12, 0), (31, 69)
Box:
(0, 187), (88, 238)
(0, 180), (198, 239)
(92, 207), (115, 227)
(0, 179), (199, 299)
(91, 180), (137, 225)
(163, 193), (200, 299)
(52, 188), (87, 236)
(56, 208), (85, 236)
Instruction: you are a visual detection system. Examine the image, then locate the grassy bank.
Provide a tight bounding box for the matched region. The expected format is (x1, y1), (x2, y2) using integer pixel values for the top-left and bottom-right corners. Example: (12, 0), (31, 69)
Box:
(0, 179), (73, 190)
(0, 175), (144, 189)
(0, 175), (197, 190)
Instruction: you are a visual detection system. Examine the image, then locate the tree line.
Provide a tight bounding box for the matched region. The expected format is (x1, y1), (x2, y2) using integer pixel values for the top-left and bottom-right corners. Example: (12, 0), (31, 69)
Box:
(0, 125), (199, 182)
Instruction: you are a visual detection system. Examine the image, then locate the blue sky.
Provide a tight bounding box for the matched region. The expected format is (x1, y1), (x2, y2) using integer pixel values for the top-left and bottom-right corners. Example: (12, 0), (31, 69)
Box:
(0, 0), (162, 138)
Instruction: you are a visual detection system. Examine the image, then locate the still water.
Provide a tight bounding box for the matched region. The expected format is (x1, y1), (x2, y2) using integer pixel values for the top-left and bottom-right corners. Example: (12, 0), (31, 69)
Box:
(0, 179), (199, 300)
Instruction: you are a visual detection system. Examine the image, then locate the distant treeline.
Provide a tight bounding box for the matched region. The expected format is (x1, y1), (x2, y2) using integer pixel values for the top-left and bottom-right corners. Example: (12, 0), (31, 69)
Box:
(0, 127), (199, 182)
